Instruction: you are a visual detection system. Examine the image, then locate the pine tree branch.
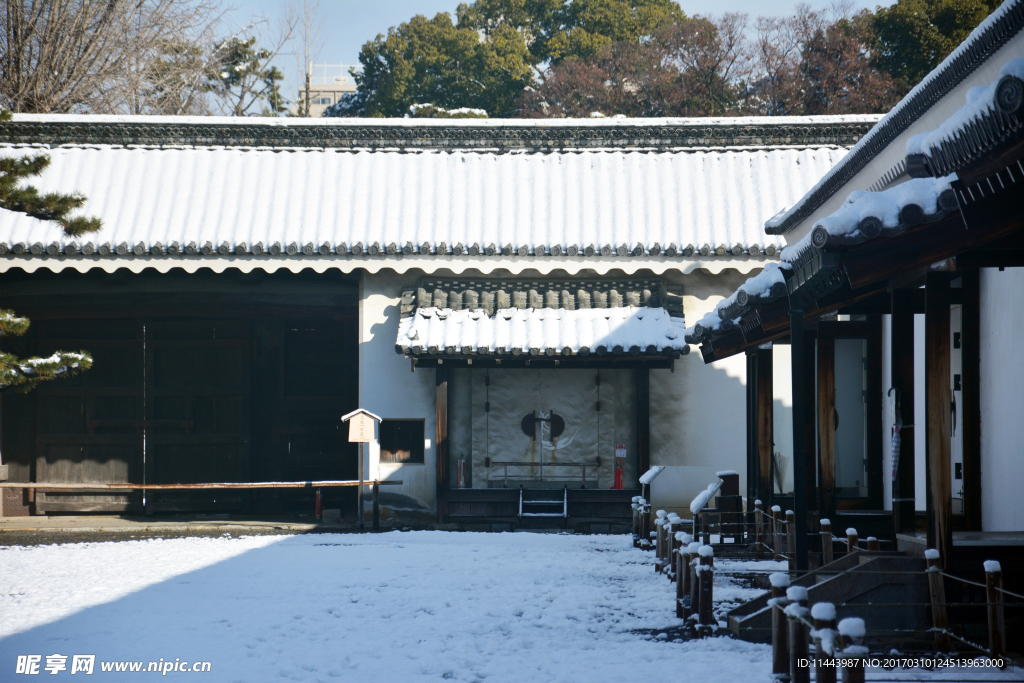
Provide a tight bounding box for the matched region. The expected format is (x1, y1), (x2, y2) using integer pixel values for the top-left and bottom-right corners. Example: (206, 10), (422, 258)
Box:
(0, 351), (94, 394)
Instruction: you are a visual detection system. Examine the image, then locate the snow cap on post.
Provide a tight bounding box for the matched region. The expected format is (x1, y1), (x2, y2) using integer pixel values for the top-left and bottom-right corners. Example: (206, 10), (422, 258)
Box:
(771, 505), (782, 513)
(846, 528), (858, 536)
(769, 572), (791, 588)
(811, 602), (837, 621)
(698, 545), (714, 558)
(819, 518), (831, 526)
(984, 560), (1002, 573)
(687, 542), (702, 554)
(786, 586), (808, 603)
(656, 509), (667, 519)
(838, 618), (866, 639)
(924, 548), (940, 560)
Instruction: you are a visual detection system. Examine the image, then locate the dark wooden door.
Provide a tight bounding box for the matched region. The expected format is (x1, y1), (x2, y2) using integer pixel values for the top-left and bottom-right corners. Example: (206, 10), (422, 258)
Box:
(144, 320), (251, 512)
(33, 320), (144, 513)
(275, 322), (358, 511)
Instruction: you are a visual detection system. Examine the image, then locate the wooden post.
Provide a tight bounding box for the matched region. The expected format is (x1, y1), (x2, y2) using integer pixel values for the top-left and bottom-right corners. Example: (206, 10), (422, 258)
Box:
(676, 534), (692, 618)
(866, 537), (879, 552)
(655, 511), (666, 573)
(787, 586), (810, 683)
(787, 510), (797, 572)
(790, 307), (811, 572)
(689, 543), (700, 621)
(891, 289), (917, 535)
(698, 546), (715, 635)
(358, 442), (365, 532)
(839, 618), (866, 683)
(755, 500), (765, 560)
(637, 367), (650, 477)
(925, 549), (950, 652)
(846, 528), (858, 555)
(821, 519), (833, 565)
(925, 272), (952, 564)
(756, 348), (774, 510)
(813, 603), (838, 683)
(772, 505), (783, 562)
(436, 366), (449, 524)
(817, 322), (837, 521)
(984, 560), (1006, 660)
(771, 573), (791, 678)
(632, 497), (641, 548)
(372, 480), (380, 531)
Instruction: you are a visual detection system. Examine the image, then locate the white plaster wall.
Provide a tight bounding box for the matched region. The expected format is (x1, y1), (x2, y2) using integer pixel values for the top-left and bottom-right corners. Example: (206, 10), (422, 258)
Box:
(979, 268), (1024, 532)
(359, 270), (438, 512)
(649, 269), (757, 513)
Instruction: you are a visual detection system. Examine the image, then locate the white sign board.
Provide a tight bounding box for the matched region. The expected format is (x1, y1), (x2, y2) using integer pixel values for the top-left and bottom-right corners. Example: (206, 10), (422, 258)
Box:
(615, 444), (627, 459)
(348, 413), (375, 443)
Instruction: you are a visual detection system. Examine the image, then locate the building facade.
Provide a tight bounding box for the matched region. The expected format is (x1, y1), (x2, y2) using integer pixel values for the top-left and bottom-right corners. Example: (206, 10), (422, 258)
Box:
(0, 115), (876, 524)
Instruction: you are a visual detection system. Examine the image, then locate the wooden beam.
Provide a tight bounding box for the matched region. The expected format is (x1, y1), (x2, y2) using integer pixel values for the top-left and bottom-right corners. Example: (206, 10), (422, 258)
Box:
(637, 367), (651, 477)
(817, 322), (837, 521)
(756, 349), (774, 509)
(891, 289), (917, 535)
(961, 269), (982, 531)
(435, 366), (449, 523)
(925, 273), (952, 565)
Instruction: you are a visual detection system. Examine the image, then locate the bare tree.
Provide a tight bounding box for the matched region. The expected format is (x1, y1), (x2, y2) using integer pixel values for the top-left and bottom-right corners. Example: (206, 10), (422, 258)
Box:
(290, 0), (326, 117)
(746, 16), (803, 116)
(1, 0), (223, 114)
(659, 14), (752, 116)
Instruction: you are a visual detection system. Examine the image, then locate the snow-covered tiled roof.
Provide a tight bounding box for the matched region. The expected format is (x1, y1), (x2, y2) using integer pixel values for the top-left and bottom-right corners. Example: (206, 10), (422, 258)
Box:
(0, 142), (847, 262)
(395, 306), (688, 358)
(0, 114), (872, 271)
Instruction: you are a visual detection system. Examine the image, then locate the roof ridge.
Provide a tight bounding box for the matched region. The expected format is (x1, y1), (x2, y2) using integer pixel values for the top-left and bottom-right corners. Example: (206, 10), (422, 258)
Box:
(2, 117), (879, 152)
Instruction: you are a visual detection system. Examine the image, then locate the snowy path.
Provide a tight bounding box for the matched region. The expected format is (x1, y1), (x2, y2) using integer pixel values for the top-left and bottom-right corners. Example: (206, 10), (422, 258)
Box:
(0, 532), (1019, 682)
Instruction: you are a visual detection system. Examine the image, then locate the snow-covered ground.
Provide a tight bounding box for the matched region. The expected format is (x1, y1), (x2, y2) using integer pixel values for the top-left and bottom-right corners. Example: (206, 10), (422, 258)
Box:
(0, 532), (1018, 681)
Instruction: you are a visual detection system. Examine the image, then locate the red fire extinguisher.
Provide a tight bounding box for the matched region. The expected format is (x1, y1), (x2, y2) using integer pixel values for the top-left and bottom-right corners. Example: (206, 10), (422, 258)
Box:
(613, 460), (623, 490)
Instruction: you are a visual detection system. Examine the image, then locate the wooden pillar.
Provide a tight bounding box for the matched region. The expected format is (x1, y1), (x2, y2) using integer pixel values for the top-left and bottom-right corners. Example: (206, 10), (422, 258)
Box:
(756, 348), (774, 509)
(817, 322), (837, 522)
(790, 308), (810, 571)
(961, 269), (982, 531)
(891, 289), (917, 535)
(746, 351), (757, 511)
(985, 560), (1006, 659)
(925, 273), (952, 565)
(435, 366), (449, 523)
(637, 367), (650, 477)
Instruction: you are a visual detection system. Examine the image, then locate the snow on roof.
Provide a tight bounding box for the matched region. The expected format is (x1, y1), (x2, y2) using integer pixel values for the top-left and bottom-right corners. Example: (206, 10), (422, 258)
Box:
(907, 58), (1024, 157)
(780, 175), (956, 264)
(766, 0), (1024, 235)
(0, 142), (847, 260)
(683, 261), (792, 341)
(395, 306), (688, 357)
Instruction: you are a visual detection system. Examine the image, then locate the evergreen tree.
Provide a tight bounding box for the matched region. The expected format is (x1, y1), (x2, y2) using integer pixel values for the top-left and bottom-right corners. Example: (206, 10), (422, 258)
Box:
(327, 13), (533, 118)
(205, 37), (290, 117)
(0, 109), (96, 392)
(873, 0), (1000, 88)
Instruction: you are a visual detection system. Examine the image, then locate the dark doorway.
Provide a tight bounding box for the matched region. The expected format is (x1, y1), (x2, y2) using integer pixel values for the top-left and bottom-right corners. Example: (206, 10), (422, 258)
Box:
(0, 269), (359, 516)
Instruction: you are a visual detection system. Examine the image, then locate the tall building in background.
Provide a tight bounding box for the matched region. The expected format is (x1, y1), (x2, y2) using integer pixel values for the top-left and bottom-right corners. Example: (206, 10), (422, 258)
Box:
(294, 63), (356, 117)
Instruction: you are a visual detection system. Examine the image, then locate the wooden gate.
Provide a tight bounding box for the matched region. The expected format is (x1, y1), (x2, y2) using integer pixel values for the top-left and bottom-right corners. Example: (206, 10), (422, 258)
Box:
(33, 320), (144, 513)
(144, 320), (251, 513)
